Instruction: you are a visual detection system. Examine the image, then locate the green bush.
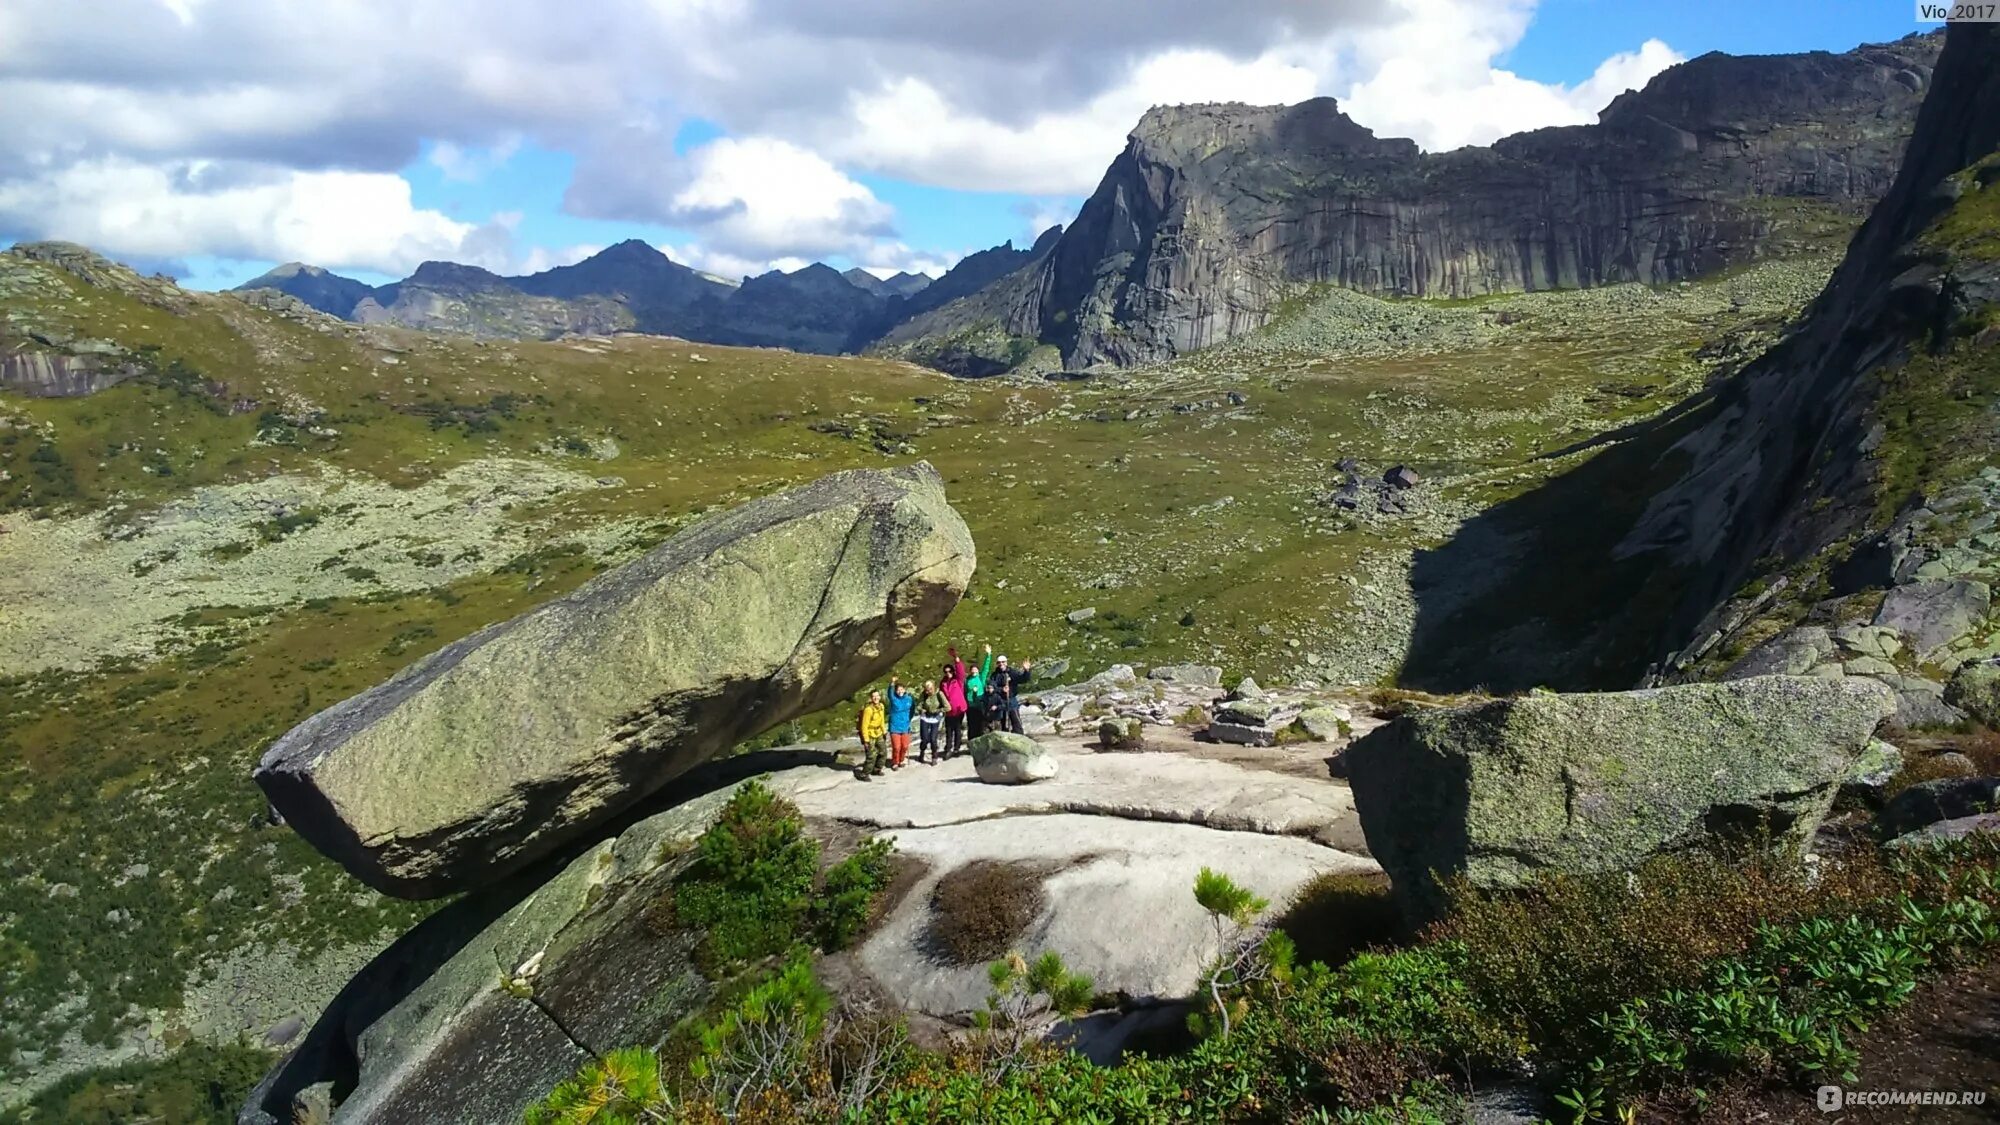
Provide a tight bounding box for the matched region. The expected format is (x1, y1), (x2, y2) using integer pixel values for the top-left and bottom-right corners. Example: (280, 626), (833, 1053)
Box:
(1428, 848), (1896, 1062)
(668, 781), (821, 971)
(1567, 863), (2000, 1118)
(815, 837), (895, 951)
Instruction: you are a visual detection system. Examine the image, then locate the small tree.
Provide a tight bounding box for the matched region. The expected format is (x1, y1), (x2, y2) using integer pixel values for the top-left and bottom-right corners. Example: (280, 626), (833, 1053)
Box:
(527, 1046), (676, 1124)
(974, 950), (1095, 1075)
(690, 953), (832, 1115)
(1189, 867), (1282, 1040)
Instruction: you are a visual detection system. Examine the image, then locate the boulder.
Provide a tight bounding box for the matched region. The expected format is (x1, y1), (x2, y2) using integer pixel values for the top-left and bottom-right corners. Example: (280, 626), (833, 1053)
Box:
(1298, 706), (1351, 742)
(255, 464), (975, 898)
(1384, 465), (1421, 490)
(1877, 673), (1966, 729)
(1833, 624), (1903, 660)
(1724, 625), (1834, 679)
(1888, 812), (2000, 848)
(1232, 676), (1264, 699)
(1148, 663), (1223, 687)
(1098, 717), (1147, 751)
(971, 732), (1059, 784)
(1345, 676), (1895, 921)
(1946, 661), (2000, 728)
(1215, 698), (1295, 726)
(1066, 607), (1097, 624)
(1874, 578), (1991, 659)
(1208, 721), (1279, 747)
(1839, 739), (1904, 807)
(1878, 777), (2000, 840)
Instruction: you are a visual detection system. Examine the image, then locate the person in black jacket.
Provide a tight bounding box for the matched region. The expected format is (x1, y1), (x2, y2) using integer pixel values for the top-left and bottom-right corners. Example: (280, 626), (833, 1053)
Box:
(988, 654), (1033, 734)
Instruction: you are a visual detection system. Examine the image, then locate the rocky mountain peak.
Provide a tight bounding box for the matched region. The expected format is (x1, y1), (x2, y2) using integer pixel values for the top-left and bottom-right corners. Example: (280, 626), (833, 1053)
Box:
(1129, 97), (1410, 163)
(403, 260), (509, 291)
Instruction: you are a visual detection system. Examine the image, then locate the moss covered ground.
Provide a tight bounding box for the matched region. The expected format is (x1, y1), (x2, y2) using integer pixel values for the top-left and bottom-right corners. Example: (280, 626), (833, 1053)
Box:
(0, 239), (1841, 1101)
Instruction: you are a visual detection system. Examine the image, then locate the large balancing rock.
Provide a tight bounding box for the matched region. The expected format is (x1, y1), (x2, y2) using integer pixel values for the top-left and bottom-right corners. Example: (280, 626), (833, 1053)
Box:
(1345, 675), (1895, 923)
(256, 463), (975, 897)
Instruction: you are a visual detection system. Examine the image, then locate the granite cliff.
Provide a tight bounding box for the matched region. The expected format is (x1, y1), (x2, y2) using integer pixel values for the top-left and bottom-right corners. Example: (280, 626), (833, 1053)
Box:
(1009, 32), (1941, 368)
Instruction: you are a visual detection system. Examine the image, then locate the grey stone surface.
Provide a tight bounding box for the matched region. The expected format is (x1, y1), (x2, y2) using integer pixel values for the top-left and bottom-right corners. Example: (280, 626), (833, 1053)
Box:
(1875, 578), (1992, 659)
(1347, 676), (1895, 921)
(855, 814), (1374, 1019)
(1148, 663), (1224, 687)
(255, 463), (974, 897)
(1888, 811), (2000, 848)
(1879, 777), (2000, 840)
(1208, 720), (1280, 748)
(971, 732), (1060, 784)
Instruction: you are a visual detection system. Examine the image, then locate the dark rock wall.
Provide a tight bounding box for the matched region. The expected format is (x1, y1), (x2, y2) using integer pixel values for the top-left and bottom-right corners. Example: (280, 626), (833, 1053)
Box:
(1032, 35), (1942, 368)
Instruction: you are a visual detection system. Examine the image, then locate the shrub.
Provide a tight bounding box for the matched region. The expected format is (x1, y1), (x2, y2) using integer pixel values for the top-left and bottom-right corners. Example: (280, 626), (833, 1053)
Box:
(668, 781), (821, 971)
(927, 860), (1047, 965)
(1277, 870), (1401, 969)
(1568, 862), (2000, 1117)
(1428, 848), (1895, 1061)
(526, 1045), (674, 1125)
(815, 837), (895, 951)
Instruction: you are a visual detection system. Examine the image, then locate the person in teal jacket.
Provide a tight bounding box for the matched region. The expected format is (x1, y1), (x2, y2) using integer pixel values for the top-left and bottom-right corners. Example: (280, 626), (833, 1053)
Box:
(960, 644), (994, 739)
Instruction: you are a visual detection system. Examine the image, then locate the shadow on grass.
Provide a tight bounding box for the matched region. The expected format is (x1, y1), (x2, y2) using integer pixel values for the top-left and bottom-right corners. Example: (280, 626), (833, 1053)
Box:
(1397, 393), (1716, 694)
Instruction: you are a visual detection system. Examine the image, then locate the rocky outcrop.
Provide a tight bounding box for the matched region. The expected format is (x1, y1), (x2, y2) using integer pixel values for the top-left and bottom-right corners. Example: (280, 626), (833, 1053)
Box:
(1020, 34), (1940, 367)
(871, 227), (1064, 376)
(255, 464), (974, 897)
(970, 731), (1058, 783)
(0, 348), (137, 397)
(1627, 23), (2000, 693)
(1878, 776), (2000, 839)
(239, 774), (791, 1125)
(1346, 676), (1896, 921)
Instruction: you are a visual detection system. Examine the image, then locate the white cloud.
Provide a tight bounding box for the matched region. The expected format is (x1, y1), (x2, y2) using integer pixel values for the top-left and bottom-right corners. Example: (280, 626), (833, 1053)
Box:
(669, 137), (893, 257)
(429, 136), (522, 182)
(0, 0), (1692, 272)
(0, 156), (502, 275)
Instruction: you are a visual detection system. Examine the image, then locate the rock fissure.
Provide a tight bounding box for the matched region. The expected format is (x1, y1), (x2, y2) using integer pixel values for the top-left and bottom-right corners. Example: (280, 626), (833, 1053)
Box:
(823, 799), (1357, 851)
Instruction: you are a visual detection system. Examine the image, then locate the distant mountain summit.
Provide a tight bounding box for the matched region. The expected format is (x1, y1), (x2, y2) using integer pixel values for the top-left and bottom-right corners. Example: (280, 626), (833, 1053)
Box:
(842, 268), (931, 298)
(230, 239), (973, 352)
(234, 262), (374, 319)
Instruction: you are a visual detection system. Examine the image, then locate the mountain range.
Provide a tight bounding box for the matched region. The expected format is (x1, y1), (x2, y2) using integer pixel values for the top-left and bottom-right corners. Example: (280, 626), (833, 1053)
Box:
(235, 231), (1054, 356)
(236, 32), (1946, 377)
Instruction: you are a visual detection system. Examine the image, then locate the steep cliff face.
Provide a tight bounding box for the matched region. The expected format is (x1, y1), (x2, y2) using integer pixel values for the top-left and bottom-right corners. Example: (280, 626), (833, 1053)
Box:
(1032, 33), (1942, 368)
(1629, 22), (2000, 681)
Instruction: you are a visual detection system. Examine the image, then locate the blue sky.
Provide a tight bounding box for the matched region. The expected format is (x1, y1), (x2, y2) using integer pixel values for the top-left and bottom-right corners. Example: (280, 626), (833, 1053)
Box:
(1, 0), (1940, 294)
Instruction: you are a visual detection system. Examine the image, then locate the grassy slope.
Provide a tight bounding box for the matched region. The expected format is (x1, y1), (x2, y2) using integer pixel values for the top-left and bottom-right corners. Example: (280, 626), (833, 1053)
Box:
(0, 230), (1840, 1097)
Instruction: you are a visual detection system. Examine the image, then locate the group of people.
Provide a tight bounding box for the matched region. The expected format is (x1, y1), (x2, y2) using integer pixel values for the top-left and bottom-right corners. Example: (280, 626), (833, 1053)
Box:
(854, 644), (1033, 778)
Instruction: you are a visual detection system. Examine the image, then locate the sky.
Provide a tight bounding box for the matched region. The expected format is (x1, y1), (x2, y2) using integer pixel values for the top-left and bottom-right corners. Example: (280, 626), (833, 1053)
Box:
(0, 0), (1929, 291)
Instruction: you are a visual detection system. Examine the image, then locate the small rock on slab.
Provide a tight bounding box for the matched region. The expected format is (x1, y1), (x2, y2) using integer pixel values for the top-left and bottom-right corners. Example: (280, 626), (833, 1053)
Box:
(971, 732), (1059, 784)
(1148, 663), (1223, 687)
(1208, 721), (1280, 748)
(1099, 717), (1147, 751)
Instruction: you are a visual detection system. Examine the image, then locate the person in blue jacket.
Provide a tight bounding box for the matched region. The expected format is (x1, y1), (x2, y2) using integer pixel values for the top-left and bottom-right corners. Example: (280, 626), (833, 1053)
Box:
(885, 677), (917, 769)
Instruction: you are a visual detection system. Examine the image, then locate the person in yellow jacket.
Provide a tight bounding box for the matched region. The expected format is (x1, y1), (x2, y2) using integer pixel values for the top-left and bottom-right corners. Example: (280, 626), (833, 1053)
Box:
(856, 690), (889, 779)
